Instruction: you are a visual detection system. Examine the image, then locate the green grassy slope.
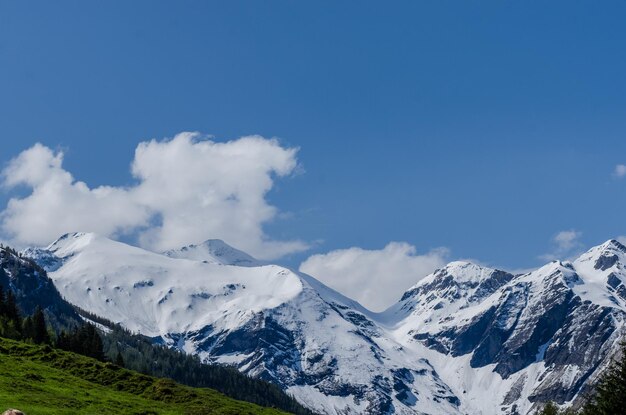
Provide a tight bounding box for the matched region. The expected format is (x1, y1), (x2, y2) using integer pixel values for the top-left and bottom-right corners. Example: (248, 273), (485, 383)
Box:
(0, 337), (290, 415)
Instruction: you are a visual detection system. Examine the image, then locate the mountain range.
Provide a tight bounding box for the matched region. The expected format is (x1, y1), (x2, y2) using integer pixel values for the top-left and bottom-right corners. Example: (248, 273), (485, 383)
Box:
(22, 232), (626, 415)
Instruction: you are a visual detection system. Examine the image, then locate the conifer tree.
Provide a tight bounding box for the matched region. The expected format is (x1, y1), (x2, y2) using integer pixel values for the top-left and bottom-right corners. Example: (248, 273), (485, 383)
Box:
(22, 315), (34, 341)
(0, 285), (5, 316)
(5, 290), (20, 326)
(2, 290), (21, 337)
(56, 330), (68, 350)
(86, 323), (105, 361)
(115, 351), (125, 367)
(56, 323), (106, 361)
(32, 306), (50, 344)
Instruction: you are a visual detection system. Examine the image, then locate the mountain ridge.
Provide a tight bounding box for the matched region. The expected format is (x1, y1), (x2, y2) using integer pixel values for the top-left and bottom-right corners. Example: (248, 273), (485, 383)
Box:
(22, 233), (626, 414)
(164, 238), (262, 267)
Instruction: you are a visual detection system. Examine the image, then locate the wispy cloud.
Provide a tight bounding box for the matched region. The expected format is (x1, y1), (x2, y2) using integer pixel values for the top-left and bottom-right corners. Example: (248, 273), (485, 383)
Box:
(613, 164), (626, 178)
(539, 230), (584, 262)
(0, 133), (309, 259)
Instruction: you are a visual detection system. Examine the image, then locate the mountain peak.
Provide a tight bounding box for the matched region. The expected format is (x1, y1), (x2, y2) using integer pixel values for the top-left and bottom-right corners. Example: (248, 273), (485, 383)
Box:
(601, 238), (626, 253)
(164, 239), (260, 266)
(442, 259), (485, 270)
(47, 231), (96, 249)
(574, 239), (626, 272)
(397, 261), (513, 306)
(437, 261), (499, 284)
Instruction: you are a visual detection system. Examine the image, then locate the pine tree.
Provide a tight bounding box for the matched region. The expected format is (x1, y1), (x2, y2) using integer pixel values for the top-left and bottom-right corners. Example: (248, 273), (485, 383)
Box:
(56, 330), (68, 350)
(1, 290), (22, 338)
(115, 351), (125, 367)
(56, 323), (106, 361)
(0, 285), (5, 316)
(32, 306), (50, 344)
(22, 316), (34, 341)
(5, 290), (20, 326)
(85, 323), (105, 361)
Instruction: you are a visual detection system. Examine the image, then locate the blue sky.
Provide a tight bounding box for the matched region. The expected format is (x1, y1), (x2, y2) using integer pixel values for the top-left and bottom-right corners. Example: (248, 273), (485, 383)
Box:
(1, 1), (626, 309)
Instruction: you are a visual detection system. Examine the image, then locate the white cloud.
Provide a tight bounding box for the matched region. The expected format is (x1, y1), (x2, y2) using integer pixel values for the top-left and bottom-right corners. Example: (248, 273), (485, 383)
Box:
(614, 164), (626, 178)
(1, 133), (309, 259)
(299, 242), (449, 312)
(1, 143), (150, 245)
(554, 230), (581, 251)
(539, 229), (583, 261)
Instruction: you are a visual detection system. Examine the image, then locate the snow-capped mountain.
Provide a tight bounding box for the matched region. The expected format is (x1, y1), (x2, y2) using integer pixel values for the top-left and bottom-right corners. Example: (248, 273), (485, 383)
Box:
(25, 232), (460, 415)
(23, 234), (626, 414)
(163, 239), (261, 267)
(379, 245), (626, 414)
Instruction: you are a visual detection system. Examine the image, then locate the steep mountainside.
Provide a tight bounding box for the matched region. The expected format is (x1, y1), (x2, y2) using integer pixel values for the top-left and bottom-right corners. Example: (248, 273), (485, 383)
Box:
(380, 243), (626, 414)
(3, 243), (314, 415)
(0, 336), (290, 415)
(0, 246), (81, 330)
(26, 233), (460, 415)
(24, 234), (626, 415)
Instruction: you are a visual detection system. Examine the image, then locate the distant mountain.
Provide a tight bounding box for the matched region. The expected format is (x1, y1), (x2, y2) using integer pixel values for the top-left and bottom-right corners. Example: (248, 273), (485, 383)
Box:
(164, 239), (261, 266)
(23, 234), (626, 414)
(381, 242), (626, 414)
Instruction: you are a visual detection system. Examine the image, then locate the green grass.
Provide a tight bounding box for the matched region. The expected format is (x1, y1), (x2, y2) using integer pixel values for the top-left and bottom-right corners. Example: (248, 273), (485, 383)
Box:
(0, 337), (290, 415)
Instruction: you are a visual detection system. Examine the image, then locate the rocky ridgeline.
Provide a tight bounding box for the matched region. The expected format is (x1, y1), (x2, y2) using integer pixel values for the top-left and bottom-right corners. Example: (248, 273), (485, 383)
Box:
(22, 234), (626, 414)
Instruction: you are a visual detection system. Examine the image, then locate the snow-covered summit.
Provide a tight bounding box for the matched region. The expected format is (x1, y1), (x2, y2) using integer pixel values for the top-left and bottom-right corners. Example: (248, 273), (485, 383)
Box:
(163, 239), (261, 266)
(574, 239), (626, 273)
(379, 239), (626, 414)
(22, 235), (626, 415)
(379, 261), (514, 325)
(25, 232), (304, 335)
(23, 232), (461, 415)
(401, 261), (510, 299)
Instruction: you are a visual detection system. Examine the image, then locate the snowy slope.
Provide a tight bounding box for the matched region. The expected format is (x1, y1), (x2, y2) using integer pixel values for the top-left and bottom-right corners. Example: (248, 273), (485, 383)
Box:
(23, 234), (626, 415)
(379, 241), (626, 414)
(27, 232), (460, 415)
(163, 239), (261, 267)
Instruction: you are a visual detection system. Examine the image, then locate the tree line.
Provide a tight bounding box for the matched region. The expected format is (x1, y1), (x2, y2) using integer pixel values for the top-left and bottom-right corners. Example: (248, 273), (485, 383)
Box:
(0, 284), (50, 345)
(0, 283), (107, 360)
(1, 294), (315, 414)
(95, 316), (316, 415)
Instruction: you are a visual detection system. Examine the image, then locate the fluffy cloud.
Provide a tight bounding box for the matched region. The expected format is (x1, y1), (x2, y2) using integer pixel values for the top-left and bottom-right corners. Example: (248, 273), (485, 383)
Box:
(1, 143), (150, 245)
(299, 242), (449, 312)
(1, 133), (308, 259)
(539, 230), (583, 261)
(614, 164), (626, 178)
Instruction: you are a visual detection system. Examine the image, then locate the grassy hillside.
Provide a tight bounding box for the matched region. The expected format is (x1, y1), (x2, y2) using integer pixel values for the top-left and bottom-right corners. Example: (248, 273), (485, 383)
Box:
(0, 337), (290, 415)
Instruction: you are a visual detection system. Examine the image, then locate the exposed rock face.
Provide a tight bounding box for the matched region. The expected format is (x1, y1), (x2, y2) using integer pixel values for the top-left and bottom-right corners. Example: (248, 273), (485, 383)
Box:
(387, 241), (626, 414)
(22, 235), (626, 414)
(0, 247), (80, 330)
(24, 233), (461, 415)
